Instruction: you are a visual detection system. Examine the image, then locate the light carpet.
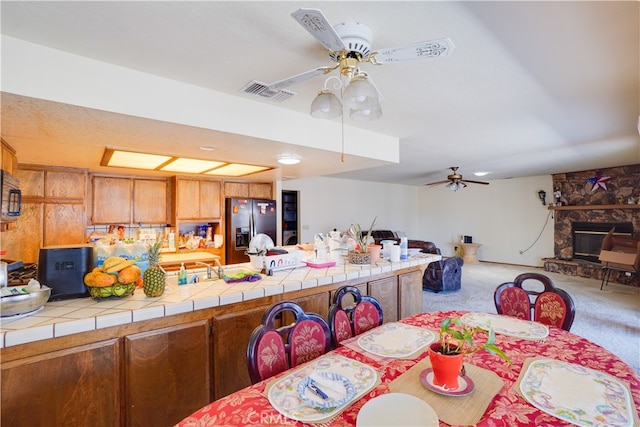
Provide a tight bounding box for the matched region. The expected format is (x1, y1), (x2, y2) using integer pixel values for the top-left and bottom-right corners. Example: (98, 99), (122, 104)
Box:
(422, 262), (640, 374)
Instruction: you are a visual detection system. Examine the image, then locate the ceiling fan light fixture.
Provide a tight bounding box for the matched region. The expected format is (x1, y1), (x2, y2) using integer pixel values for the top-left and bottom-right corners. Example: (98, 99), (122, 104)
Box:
(349, 98), (382, 121)
(276, 153), (302, 165)
(343, 73), (378, 109)
(447, 181), (464, 191)
(310, 89), (342, 119)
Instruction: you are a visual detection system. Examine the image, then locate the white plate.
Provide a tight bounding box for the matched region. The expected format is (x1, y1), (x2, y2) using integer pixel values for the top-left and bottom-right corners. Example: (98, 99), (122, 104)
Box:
(357, 323), (435, 358)
(356, 393), (439, 426)
(461, 312), (549, 340)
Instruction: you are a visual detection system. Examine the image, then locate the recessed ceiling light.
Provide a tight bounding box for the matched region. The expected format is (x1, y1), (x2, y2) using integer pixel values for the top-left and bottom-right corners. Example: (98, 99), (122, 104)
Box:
(276, 154), (302, 165)
(474, 171), (490, 177)
(199, 145), (216, 151)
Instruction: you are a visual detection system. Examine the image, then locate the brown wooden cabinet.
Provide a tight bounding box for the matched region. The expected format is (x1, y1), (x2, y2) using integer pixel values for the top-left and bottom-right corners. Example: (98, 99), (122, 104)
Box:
(1, 339), (121, 426)
(174, 177), (221, 220)
(369, 276), (399, 322)
(212, 304), (273, 399)
(133, 178), (168, 224)
(1, 138), (18, 175)
(223, 181), (272, 199)
(124, 320), (211, 426)
(92, 176), (132, 224)
(3, 166), (86, 263)
(92, 175), (168, 224)
(398, 270), (423, 319)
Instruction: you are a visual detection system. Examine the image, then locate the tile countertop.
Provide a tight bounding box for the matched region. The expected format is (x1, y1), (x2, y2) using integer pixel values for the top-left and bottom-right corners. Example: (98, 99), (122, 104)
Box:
(0, 254), (440, 349)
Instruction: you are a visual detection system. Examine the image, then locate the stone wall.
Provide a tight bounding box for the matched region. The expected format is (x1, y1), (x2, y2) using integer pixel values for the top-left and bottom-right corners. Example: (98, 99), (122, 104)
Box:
(545, 164), (640, 286)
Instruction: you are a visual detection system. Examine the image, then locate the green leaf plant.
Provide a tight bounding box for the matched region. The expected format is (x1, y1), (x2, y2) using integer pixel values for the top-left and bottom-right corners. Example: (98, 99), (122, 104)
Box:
(437, 317), (511, 365)
(348, 217), (377, 253)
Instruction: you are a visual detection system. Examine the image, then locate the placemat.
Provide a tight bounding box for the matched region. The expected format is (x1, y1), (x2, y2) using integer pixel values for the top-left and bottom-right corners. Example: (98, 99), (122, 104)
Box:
(341, 327), (437, 362)
(514, 357), (640, 427)
(388, 358), (503, 426)
(263, 355), (381, 424)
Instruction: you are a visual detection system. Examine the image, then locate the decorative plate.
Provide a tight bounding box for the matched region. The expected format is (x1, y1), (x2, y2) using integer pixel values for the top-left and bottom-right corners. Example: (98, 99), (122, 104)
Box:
(420, 368), (475, 397)
(267, 354), (379, 423)
(461, 312), (549, 340)
(297, 372), (356, 409)
(357, 322), (435, 358)
(519, 358), (634, 427)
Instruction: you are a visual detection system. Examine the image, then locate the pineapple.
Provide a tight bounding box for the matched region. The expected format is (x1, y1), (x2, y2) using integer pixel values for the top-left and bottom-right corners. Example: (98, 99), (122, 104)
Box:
(143, 242), (166, 297)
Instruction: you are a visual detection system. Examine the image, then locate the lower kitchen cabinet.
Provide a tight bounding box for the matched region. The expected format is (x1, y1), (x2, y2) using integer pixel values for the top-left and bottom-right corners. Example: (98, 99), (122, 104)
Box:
(212, 305), (272, 399)
(369, 276), (399, 322)
(398, 270), (423, 318)
(1, 339), (121, 427)
(124, 320), (211, 427)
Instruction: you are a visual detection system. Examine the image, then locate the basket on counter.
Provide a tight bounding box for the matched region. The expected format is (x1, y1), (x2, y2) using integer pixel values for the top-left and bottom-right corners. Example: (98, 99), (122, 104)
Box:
(86, 282), (136, 300)
(347, 251), (372, 265)
(249, 251), (304, 272)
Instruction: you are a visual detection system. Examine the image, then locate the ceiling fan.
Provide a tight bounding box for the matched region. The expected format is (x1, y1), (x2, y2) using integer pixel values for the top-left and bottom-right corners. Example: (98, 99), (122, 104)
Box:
(425, 167), (490, 190)
(245, 8), (454, 106)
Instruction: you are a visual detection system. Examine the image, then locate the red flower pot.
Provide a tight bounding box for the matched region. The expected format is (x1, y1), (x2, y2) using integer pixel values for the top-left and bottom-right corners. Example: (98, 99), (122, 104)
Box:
(428, 342), (464, 389)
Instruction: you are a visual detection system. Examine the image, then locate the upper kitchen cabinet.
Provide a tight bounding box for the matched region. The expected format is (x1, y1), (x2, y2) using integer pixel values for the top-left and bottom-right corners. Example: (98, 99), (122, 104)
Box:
(223, 182), (272, 199)
(92, 176), (133, 224)
(133, 179), (168, 224)
(1, 138), (18, 175)
(92, 176), (168, 225)
(172, 177), (221, 221)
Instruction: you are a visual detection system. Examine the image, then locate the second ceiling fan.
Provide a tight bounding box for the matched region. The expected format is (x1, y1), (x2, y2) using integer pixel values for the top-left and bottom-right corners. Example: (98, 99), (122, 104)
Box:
(426, 167), (490, 190)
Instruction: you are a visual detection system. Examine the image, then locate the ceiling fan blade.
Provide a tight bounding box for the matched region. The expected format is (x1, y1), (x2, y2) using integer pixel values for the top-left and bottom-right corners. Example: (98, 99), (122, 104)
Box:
(291, 8), (347, 52)
(368, 38), (454, 64)
(425, 180), (450, 186)
(461, 179), (490, 185)
(268, 66), (337, 91)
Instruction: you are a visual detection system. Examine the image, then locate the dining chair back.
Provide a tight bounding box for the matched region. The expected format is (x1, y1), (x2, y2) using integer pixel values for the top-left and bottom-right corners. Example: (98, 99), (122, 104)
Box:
(494, 272), (575, 331)
(246, 301), (331, 384)
(328, 285), (383, 347)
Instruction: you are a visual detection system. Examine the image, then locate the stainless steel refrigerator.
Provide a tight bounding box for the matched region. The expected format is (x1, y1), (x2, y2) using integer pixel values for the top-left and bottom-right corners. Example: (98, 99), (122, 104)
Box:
(225, 198), (277, 264)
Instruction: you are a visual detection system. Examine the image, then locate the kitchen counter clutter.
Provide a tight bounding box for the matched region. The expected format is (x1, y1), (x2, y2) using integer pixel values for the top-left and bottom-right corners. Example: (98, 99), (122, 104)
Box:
(0, 254), (439, 348)
(1, 252), (439, 427)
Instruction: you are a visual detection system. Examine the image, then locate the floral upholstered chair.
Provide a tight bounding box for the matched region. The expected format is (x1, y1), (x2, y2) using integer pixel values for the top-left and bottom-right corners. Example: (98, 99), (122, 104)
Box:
(246, 301), (331, 384)
(328, 286), (384, 348)
(494, 272), (575, 331)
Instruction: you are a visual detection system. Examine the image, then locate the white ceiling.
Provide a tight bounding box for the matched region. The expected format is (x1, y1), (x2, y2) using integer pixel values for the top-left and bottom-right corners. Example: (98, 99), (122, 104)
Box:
(1, 1), (639, 185)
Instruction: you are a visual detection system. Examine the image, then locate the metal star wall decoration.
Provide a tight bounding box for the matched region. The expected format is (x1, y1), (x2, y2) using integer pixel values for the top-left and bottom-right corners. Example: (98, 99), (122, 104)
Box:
(586, 170), (611, 192)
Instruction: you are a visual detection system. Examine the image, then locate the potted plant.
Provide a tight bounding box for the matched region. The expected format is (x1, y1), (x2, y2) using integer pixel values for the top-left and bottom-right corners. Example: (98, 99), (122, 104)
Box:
(347, 217), (377, 264)
(429, 317), (510, 389)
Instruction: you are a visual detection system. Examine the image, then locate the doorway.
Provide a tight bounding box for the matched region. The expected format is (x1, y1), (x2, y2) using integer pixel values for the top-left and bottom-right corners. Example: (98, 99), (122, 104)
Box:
(282, 190), (298, 245)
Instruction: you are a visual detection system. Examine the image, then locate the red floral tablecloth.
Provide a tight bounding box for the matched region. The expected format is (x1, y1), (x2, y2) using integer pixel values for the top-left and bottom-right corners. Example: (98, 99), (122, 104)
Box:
(177, 310), (640, 426)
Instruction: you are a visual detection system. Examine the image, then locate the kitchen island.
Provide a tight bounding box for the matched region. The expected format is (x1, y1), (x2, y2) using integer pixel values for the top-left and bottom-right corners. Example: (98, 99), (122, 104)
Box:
(0, 254), (439, 427)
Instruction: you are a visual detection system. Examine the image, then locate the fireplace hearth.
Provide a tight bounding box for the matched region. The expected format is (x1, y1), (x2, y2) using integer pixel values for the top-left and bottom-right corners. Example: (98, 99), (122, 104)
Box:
(572, 222), (633, 263)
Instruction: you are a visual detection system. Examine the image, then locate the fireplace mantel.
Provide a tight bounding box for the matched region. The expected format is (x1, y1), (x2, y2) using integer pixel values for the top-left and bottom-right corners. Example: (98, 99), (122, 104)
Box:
(549, 204), (640, 211)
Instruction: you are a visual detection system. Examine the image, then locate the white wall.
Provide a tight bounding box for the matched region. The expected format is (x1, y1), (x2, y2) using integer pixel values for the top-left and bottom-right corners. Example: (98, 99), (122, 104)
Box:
(418, 175), (555, 266)
(284, 175), (554, 267)
(282, 177), (420, 243)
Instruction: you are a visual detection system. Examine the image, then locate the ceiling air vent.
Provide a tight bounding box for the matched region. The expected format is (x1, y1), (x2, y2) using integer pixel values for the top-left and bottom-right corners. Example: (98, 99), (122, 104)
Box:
(241, 80), (296, 102)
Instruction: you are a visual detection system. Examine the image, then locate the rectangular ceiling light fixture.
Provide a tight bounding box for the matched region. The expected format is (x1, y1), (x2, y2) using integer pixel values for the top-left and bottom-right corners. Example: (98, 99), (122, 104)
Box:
(160, 158), (225, 173)
(101, 148), (272, 177)
(102, 148), (172, 170)
(205, 164), (270, 177)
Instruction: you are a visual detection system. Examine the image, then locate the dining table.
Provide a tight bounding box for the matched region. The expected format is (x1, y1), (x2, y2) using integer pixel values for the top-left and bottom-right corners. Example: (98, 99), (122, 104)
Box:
(177, 309), (640, 426)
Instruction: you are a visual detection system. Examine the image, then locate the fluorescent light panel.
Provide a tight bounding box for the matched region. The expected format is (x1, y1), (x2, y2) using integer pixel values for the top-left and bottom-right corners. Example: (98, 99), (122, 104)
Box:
(102, 148), (271, 177)
(206, 164), (270, 177)
(107, 150), (172, 169)
(160, 158), (225, 173)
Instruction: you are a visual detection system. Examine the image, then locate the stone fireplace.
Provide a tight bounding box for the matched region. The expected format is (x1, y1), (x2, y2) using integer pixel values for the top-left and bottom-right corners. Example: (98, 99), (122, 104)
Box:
(544, 164), (640, 286)
(572, 222), (633, 263)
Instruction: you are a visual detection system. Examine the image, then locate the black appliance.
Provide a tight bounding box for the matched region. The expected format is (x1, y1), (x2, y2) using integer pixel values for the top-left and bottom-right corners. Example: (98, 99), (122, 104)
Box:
(37, 244), (94, 300)
(1, 169), (22, 223)
(225, 198), (276, 264)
